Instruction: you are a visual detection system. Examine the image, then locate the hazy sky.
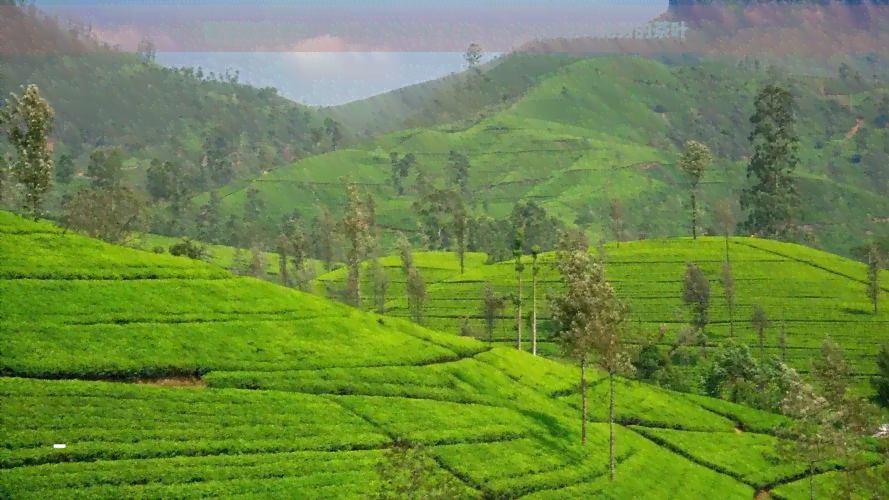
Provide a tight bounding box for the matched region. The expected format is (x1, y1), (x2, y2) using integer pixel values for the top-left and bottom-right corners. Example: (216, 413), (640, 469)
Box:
(33, 1), (670, 106)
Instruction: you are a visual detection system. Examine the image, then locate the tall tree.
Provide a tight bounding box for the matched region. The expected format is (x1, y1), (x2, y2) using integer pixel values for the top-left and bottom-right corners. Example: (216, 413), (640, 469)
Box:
(464, 43), (482, 72)
(482, 281), (506, 342)
(873, 343), (889, 410)
(311, 208), (335, 272)
(867, 242), (882, 314)
(86, 147), (124, 188)
(398, 235), (427, 325)
(0, 84), (55, 217)
(453, 203), (468, 275)
(55, 153), (75, 184)
(531, 245), (540, 356)
(368, 259), (390, 314)
(608, 198), (625, 247)
(751, 305), (771, 360)
(551, 227), (634, 480)
(514, 227), (525, 351)
(677, 140), (712, 239)
(276, 233), (290, 287)
(740, 84), (801, 238)
(447, 150), (470, 197)
(721, 262), (736, 337)
(682, 263), (711, 335)
(342, 176), (369, 309)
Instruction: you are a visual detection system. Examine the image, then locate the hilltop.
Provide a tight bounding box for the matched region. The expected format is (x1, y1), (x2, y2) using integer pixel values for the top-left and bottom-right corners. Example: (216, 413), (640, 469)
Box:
(4, 210), (884, 499)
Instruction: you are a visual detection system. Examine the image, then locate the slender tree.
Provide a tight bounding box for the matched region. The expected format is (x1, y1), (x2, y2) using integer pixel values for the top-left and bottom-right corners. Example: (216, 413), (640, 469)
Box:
(514, 227), (525, 351)
(276, 233), (290, 287)
(721, 262), (736, 337)
(454, 204), (468, 274)
(751, 305), (771, 360)
(677, 140), (712, 239)
(682, 263), (711, 334)
(873, 343), (889, 410)
(0, 84), (55, 217)
(867, 242), (882, 314)
(368, 259), (390, 314)
(740, 84), (801, 238)
(531, 245), (540, 356)
(482, 281), (506, 342)
(551, 227), (634, 482)
(608, 198), (624, 247)
(399, 235), (427, 325)
(341, 177), (369, 309)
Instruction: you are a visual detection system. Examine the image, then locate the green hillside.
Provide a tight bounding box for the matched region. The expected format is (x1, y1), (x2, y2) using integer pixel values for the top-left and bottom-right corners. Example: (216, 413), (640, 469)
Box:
(5, 210), (884, 499)
(203, 55), (889, 259)
(381, 237), (889, 394)
(128, 233), (329, 282)
(313, 250), (488, 307)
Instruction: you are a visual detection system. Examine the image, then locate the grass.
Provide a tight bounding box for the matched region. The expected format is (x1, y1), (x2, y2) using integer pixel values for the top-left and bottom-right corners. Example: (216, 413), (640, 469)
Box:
(1, 210), (885, 499)
(381, 237), (889, 394)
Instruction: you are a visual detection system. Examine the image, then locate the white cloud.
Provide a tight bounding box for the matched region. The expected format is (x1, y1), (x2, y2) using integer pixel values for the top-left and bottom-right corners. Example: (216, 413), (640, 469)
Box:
(282, 36), (400, 79)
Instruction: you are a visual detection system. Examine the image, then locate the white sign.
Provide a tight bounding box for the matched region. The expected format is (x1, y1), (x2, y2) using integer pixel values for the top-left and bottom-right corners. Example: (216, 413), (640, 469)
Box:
(53, 444), (66, 448)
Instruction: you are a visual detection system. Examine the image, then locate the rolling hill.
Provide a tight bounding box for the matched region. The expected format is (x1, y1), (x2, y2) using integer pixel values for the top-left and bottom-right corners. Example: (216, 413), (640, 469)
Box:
(375, 236), (889, 396)
(3, 209), (884, 499)
(202, 54), (889, 260)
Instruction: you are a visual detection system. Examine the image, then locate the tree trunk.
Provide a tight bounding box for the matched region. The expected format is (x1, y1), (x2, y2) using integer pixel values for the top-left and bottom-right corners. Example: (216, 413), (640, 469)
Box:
(809, 461), (815, 500)
(532, 271), (537, 356)
(581, 360), (587, 446)
(517, 274), (523, 351)
(691, 189), (697, 239)
(609, 370), (616, 481)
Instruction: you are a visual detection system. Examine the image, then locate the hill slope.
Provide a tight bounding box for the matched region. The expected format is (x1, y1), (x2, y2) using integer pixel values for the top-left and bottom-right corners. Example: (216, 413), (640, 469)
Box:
(381, 237), (889, 394)
(204, 55), (889, 259)
(3, 210), (878, 499)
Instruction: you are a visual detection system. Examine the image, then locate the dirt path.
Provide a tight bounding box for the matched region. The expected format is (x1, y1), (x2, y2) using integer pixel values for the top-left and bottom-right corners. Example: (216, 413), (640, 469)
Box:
(846, 116), (864, 139)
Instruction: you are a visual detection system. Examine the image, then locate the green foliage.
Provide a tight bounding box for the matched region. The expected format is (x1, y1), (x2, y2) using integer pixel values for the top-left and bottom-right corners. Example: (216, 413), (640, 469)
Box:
(740, 83), (801, 239)
(0, 84), (54, 216)
(372, 440), (473, 500)
(3, 150), (888, 500)
(168, 237), (209, 261)
(873, 344), (889, 410)
(86, 147), (124, 188)
(682, 263), (711, 333)
(867, 242), (883, 314)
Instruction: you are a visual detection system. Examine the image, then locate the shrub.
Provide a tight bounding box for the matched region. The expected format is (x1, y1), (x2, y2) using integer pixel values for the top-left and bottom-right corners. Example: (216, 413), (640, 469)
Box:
(169, 238), (208, 261)
(152, 246), (165, 254)
(653, 104), (667, 113)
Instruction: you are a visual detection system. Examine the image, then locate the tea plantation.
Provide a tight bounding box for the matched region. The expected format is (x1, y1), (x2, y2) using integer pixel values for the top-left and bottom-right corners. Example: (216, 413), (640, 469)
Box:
(378, 237), (889, 394)
(1, 210), (885, 499)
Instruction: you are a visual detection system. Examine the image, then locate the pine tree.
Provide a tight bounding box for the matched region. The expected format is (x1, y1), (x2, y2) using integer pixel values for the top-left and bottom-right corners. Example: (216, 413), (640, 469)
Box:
(682, 263), (711, 335)
(740, 84), (801, 238)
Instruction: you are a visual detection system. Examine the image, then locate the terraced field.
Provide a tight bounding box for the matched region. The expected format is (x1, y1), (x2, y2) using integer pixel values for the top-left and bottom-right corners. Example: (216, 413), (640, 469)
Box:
(1, 211), (885, 499)
(383, 237), (889, 393)
(312, 250), (488, 308)
(130, 233), (329, 282)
